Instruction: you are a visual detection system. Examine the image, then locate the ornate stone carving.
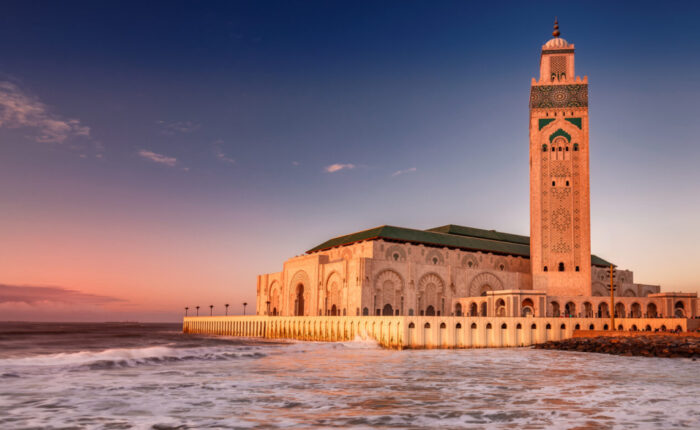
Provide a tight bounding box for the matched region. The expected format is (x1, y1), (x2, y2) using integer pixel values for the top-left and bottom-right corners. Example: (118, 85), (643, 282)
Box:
(530, 84), (588, 109)
(468, 272), (503, 297)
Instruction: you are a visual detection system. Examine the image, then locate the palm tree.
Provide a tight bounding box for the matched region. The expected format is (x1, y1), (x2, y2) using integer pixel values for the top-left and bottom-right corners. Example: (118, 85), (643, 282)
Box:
(185, 307), (189, 316)
(209, 305), (214, 316)
(196, 306), (200, 316)
(225, 304), (230, 316)
(243, 302), (248, 316)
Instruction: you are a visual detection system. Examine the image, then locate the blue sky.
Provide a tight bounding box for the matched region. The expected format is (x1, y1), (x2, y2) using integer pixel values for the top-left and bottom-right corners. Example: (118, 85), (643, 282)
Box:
(1, 1), (699, 320)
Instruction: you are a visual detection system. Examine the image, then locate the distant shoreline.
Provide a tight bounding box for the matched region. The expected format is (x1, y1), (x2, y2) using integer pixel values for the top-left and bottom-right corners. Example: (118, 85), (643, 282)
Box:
(535, 334), (700, 358)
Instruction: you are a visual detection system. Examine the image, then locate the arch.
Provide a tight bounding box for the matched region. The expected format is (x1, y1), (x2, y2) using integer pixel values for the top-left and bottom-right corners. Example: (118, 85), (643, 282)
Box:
(324, 271), (343, 316)
(501, 323), (507, 329)
(564, 302), (576, 317)
(597, 302), (609, 318)
(408, 322), (415, 329)
(440, 322), (447, 329)
(480, 302), (487, 317)
(646, 302), (657, 318)
(425, 249), (445, 265)
(486, 323), (492, 329)
(269, 281), (281, 316)
(615, 302), (626, 318)
(469, 272), (504, 297)
(461, 254), (478, 269)
(622, 288), (637, 297)
(583, 302), (593, 318)
(495, 298), (507, 317)
(455, 302), (463, 316)
(385, 244), (407, 262)
(645, 324), (652, 331)
(516, 323), (522, 329)
(630, 302), (642, 318)
(531, 324), (537, 329)
(617, 324), (623, 331)
(375, 269), (404, 317)
(550, 301), (561, 317)
(382, 304), (393, 316)
(560, 324), (566, 330)
(630, 324), (638, 331)
(289, 270), (310, 316)
(603, 324), (609, 330)
(575, 323), (580, 330)
(418, 272), (445, 316)
(660, 325), (667, 331)
(456, 322), (462, 329)
(471, 323), (477, 329)
(545, 323), (551, 329)
(588, 324), (594, 330)
(674, 308), (686, 318)
(362, 307), (369, 316)
(675, 325), (683, 332)
(424, 322), (431, 329)
(521, 298), (534, 317)
(469, 302), (477, 316)
(425, 305), (436, 316)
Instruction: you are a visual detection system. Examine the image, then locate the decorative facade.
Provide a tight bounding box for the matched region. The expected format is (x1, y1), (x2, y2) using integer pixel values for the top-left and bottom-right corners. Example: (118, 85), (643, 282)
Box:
(254, 22), (697, 322)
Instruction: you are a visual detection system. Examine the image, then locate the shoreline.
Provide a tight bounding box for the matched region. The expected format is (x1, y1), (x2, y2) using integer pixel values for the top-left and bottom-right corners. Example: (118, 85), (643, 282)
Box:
(535, 334), (700, 358)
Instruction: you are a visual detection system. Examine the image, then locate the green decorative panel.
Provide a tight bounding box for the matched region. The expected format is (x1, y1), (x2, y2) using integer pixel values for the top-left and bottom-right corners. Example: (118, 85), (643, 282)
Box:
(530, 84), (588, 109)
(565, 117), (582, 129)
(538, 118), (555, 130)
(549, 128), (571, 143)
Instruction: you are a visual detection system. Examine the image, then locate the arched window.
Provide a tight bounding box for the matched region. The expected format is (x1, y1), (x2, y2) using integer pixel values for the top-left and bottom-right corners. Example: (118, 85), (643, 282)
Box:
(542, 144), (548, 152)
(362, 307), (369, 316)
(408, 322), (415, 329)
(573, 143), (579, 151)
(566, 180), (570, 186)
(552, 181), (556, 186)
(544, 266), (548, 272)
(558, 262), (565, 272)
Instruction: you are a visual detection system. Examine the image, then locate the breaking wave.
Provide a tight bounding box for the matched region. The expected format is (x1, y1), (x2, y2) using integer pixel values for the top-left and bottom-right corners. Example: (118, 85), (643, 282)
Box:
(0, 345), (267, 370)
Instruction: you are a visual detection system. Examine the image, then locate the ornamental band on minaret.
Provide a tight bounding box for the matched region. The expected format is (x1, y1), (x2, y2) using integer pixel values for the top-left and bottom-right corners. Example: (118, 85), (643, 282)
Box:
(530, 20), (592, 296)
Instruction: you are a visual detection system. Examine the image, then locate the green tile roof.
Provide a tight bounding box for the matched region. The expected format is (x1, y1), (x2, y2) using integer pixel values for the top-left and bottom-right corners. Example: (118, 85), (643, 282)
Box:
(306, 224), (614, 267)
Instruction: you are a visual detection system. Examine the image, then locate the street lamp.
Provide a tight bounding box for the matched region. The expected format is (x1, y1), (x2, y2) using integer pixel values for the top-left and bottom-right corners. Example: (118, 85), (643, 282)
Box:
(185, 307), (189, 316)
(209, 305), (214, 316)
(243, 302), (248, 316)
(225, 304), (229, 316)
(196, 306), (200, 316)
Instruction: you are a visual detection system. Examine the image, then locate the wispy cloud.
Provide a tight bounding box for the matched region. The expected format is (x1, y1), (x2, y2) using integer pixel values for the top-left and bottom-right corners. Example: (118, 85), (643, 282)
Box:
(325, 163), (355, 173)
(0, 81), (91, 144)
(213, 140), (235, 165)
(157, 120), (200, 135)
(137, 149), (178, 167)
(392, 167), (417, 177)
(292, 161), (300, 166)
(0, 284), (124, 305)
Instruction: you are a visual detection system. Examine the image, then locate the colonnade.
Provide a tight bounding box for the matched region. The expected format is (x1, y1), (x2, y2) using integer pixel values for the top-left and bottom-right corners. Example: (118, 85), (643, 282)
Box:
(182, 316), (687, 349)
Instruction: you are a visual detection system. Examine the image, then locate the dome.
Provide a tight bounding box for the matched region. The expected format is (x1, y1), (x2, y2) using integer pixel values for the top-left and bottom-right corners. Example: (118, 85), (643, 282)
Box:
(544, 37), (569, 49)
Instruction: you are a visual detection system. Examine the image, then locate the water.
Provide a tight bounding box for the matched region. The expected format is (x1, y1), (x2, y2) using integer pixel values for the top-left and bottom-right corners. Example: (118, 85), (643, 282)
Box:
(0, 323), (698, 429)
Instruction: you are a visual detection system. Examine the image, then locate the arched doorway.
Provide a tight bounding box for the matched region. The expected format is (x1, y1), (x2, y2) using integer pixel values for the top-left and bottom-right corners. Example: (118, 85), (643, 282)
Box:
(565, 302), (576, 317)
(646, 303), (657, 318)
(469, 303), (477, 316)
(630, 303), (641, 318)
(330, 304), (338, 316)
(382, 304), (393, 316)
(583, 302), (593, 318)
(598, 302), (609, 318)
(495, 299), (506, 316)
(425, 305), (436, 316)
(674, 301), (685, 318)
(294, 284), (305, 316)
(522, 298), (534, 317)
(615, 302), (625, 318)
(455, 303), (462, 316)
(480, 302), (487, 317)
(550, 301), (561, 317)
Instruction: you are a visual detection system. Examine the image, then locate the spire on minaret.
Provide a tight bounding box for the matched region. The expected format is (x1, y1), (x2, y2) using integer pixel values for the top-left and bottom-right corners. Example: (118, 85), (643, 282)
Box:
(552, 18), (560, 38)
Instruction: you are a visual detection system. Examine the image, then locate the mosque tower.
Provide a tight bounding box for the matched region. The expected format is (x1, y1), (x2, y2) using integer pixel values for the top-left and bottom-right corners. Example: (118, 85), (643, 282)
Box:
(529, 19), (591, 296)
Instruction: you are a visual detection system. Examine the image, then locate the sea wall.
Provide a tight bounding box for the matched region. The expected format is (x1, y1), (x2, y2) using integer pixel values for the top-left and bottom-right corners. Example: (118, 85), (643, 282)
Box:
(182, 316), (687, 349)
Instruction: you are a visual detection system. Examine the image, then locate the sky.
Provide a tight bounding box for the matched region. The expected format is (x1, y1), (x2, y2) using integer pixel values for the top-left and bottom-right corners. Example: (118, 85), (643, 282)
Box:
(1, 1), (699, 322)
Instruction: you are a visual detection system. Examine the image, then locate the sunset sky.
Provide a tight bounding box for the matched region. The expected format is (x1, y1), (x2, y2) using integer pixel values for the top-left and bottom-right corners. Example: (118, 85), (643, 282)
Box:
(1, 1), (699, 321)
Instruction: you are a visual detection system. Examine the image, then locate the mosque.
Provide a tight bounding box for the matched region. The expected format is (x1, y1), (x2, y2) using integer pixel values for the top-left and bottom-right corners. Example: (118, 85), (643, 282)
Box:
(253, 22), (698, 325)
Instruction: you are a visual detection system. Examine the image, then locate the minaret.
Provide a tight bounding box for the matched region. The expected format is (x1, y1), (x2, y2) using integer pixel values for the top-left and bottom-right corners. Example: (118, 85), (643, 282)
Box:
(529, 20), (591, 296)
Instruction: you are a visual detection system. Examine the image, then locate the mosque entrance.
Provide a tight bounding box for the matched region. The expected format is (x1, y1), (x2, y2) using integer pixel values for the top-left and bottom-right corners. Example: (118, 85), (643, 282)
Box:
(382, 304), (393, 316)
(331, 304), (338, 316)
(294, 284), (304, 316)
(425, 305), (436, 316)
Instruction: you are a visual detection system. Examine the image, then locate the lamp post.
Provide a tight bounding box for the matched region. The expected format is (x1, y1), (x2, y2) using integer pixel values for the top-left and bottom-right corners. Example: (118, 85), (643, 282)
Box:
(225, 304), (229, 316)
(243, 302), (248, 316)
(185, 307), (189, 316)
(209, 305), (214, 316)
(196, 306), (200, 316)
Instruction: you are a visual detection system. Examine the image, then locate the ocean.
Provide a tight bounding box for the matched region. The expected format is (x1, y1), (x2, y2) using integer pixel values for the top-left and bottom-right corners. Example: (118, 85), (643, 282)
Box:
(0, 322), (698, 429)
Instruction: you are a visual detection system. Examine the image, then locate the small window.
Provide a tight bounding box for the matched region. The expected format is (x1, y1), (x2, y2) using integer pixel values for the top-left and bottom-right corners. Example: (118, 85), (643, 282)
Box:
(575, 266), (580, 272)
(552, 181), (556, 186)
(551, 147), (555, 152)
(558, 262), (565, 272)
(542, 144), (548, 152)
(393, 253), (399, 261)
(543, 266), (548, 272)
(558, 147), (562, 151)
(566, 181), (570, 186)
(499, 264), (505, 271)
(573, 143), (579, 151)
(432, 257), (438, 264)
(565, 146), (569, 151)
(468, 261), (473, 268)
